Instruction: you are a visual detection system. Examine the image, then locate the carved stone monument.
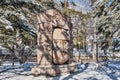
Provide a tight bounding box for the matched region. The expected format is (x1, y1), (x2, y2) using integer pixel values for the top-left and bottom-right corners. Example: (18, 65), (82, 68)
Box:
(31, 9), (76, 76)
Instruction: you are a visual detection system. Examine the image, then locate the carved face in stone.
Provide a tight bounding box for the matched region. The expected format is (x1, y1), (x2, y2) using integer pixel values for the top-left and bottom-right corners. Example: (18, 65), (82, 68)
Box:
(53, 28), (69, 50)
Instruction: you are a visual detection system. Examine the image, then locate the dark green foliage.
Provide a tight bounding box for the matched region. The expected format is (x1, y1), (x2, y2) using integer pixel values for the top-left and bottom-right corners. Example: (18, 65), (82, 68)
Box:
(0, 0), (44, 13)
(71, 2), (77, 6)
(0, 0), (44, 46)
(93, 0), (120, 52)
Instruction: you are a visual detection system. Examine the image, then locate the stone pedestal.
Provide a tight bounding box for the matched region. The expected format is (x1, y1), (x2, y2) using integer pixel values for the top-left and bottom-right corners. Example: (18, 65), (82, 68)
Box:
(31, 63), (79, 76)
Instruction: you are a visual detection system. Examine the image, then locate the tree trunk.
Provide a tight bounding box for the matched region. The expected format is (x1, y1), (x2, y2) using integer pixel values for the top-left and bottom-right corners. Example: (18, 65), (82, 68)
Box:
(93, 42), (97, 62)
(104, 50), (108, 61)
(84, 35), (86, 53)
(92, 30), (98, 63)
(11, 52), (14, 67)
(64, 0), (68, 8)
(10, 44), (15, 67)
(0, 59), (1, 66)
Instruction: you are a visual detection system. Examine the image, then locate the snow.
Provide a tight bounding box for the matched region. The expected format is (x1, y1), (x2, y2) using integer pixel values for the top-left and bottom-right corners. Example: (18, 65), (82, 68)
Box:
(19, 13), (27, 21)
(5, 25), (14, 31)
(0, 17), (11, 25)
(0, 60), (120, 80)
(18, 0), (35, 3)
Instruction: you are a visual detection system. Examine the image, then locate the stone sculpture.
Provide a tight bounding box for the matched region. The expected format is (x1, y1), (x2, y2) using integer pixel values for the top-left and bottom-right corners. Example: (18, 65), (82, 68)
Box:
(36, 9), (73, 65)
(32, 9), (74, 76)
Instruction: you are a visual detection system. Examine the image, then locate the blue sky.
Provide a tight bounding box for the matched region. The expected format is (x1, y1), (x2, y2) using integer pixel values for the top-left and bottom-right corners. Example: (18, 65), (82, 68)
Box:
(69, 0), (91, 14)
(54, 0), (92, 14)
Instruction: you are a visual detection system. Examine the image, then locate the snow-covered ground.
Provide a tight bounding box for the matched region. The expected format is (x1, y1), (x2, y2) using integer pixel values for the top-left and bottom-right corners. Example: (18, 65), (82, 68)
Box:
(0, 60), (120, 80)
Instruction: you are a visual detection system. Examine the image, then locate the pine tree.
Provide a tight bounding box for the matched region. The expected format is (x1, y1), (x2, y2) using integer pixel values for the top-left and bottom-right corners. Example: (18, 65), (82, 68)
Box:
(93, 0), (120, 60)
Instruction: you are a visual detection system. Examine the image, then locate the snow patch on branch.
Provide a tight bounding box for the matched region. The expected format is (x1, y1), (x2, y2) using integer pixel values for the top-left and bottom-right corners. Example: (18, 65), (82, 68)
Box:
(0, 17), (11, 25)
(18, 0), (35, 3)
(5, 25), (14, 31)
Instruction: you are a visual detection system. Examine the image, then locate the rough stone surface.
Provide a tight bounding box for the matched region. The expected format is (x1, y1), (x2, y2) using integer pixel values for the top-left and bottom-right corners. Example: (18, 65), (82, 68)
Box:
(36, 9), (73, 65)
(32, 9), (73, 75)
